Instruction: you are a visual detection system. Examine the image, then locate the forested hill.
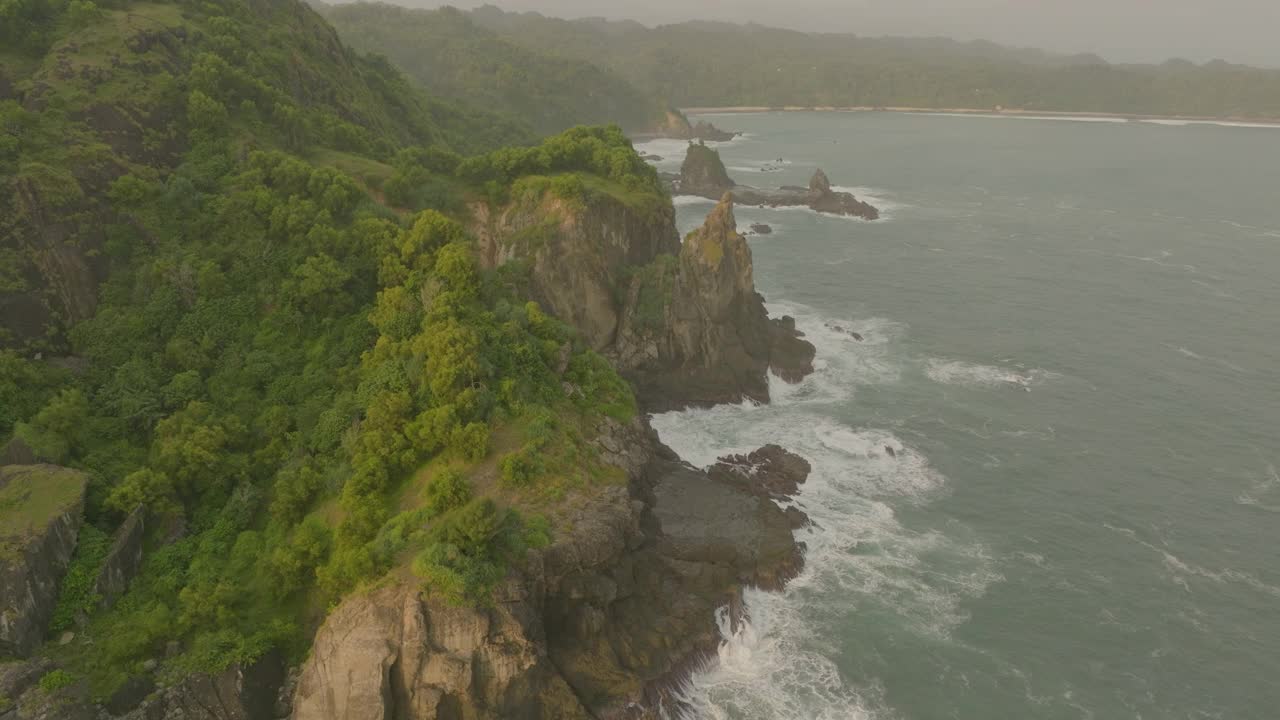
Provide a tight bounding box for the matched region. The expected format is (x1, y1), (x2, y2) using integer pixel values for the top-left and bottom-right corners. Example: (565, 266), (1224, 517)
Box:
(318, 2), (669, 134)
(466, 5), (1280, 119)
(0, 0), (656, 705)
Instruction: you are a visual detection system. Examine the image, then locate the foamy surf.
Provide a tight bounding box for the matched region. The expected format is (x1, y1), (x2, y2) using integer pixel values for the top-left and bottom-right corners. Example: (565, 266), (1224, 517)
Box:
(652, 301), (1001, 719)
(923, 358), (1056, 390)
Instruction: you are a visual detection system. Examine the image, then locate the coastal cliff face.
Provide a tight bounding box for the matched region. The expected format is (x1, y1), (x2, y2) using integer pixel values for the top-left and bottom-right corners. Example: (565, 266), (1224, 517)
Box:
(470, 188), (814, 411)
(614, 194), (814, 410)
(290, 421), (809, 720)
(0, 464), (88, 659)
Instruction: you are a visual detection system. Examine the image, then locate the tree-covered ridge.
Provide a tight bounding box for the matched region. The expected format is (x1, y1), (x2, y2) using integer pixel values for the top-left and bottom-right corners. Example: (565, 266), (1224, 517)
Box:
(0, 0), (655, 701)
(318, 2), (669, 135)
(468, 6), (1280, 119)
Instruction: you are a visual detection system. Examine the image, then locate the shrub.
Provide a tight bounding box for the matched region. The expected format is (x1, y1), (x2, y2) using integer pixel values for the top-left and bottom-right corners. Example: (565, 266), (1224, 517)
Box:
(425, 468), (470, 517)
(38, 670), (75, 694)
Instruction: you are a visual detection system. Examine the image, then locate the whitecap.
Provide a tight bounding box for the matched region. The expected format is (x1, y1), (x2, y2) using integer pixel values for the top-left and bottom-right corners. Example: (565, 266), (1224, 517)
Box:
(830, 185), (908, 218)
(651, 301), (1001, 719)
(672, 194), (717, 207)
(923, 358), (1054, 390)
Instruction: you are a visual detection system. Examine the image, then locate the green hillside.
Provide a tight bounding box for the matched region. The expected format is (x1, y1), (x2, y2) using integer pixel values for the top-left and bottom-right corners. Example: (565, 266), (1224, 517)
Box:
(468, 6), (1280, 118)
(320, 2), (669, 134)
(0, 0), (657, 699)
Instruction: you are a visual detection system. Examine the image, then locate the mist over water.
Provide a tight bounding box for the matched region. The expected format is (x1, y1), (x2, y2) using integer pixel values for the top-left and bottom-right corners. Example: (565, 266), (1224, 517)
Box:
(640, 112), (1280, 719)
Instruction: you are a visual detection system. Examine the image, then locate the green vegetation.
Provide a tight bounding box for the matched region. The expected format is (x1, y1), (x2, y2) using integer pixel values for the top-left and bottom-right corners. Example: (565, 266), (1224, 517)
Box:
(321, 3), (668, 135)
(0, 466), (86, 558)
(0, 0), (653, 701)
(468, 7), (1280, 119)
(49, 524), (111, 633)
(38, 669), (76, 693)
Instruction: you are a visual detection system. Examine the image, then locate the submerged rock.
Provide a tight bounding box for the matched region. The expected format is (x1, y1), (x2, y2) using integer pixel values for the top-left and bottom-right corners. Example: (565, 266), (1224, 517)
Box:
(0, 465), (88, 658)
(749, 222), (773, 235)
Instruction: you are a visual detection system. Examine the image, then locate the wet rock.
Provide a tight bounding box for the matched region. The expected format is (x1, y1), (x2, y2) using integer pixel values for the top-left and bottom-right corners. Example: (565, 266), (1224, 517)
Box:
(749, 223), (773, 235)
(709, 444), (813, 499)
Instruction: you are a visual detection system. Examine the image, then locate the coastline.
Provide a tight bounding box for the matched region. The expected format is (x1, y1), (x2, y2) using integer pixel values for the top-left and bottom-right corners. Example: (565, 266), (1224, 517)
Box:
(680, 105), (1280, 127)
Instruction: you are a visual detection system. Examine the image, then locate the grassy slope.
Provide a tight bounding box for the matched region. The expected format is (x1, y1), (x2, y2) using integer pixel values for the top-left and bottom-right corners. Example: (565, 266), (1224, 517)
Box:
(0, 466), (86, 559)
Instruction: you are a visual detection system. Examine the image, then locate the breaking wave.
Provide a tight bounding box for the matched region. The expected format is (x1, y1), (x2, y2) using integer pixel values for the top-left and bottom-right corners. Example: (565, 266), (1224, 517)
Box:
(652, 303), (1001, 719)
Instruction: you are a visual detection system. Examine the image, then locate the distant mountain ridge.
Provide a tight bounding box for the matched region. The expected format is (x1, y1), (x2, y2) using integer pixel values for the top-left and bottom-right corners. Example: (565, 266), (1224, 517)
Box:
(319, 2), (670, 134)
(463, 4), (1280, 119)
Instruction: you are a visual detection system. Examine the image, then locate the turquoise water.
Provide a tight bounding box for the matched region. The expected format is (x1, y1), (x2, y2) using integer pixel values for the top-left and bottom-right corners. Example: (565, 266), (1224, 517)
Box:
(638, 112), (1280, 720)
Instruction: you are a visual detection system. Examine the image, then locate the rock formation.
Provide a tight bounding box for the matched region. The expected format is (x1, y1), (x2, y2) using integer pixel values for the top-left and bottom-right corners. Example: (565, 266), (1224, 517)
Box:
(749, 223), (773, 235)
(670, 143), (880, 220)
(289, 417), (803, 720)
(654, 109), (738, 142)
(614, 194), (815, 409)
(470, 188), (814, 411)
(0, 465), (88, 658)
(93, 505), (144, 610)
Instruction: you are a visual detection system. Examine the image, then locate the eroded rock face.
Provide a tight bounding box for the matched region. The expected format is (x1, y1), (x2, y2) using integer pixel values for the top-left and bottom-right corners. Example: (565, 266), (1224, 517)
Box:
(616, 194), (816, 410)
(677, 141), (734, 197)
(290, 431), (805, 720)
(471, 189), (813, 412)
(0, 465), (88, 658)
(94, 504), (145, 610)
(655, 110), (738, 142)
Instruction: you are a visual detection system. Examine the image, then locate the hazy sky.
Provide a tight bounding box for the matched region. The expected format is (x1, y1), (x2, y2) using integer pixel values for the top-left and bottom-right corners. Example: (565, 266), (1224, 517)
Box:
(405, 0), (1280, 67)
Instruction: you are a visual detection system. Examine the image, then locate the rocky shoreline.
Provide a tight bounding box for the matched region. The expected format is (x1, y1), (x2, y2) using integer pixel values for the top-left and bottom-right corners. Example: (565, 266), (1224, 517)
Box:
(1, 193), (820, 720)
(667, 142), (880, 221)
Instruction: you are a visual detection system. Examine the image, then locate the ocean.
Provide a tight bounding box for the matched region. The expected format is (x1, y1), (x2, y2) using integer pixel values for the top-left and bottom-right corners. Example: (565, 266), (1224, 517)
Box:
(637, 111), (1280, 720)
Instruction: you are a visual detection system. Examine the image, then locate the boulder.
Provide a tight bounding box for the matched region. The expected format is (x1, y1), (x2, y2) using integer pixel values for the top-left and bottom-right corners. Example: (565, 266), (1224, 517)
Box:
(0, 465), (88, 657)
(709, 444), (813, 500)
(749, 223), (773, 235)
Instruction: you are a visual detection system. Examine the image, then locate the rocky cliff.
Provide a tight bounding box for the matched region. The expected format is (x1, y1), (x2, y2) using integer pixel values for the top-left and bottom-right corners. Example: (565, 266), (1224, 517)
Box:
(614, 194), (814, 410)
(470, 188), (813, 411)
(672, 143), (880, 220)
(289, 420), (810, 720)
(0, 464), (88, 658)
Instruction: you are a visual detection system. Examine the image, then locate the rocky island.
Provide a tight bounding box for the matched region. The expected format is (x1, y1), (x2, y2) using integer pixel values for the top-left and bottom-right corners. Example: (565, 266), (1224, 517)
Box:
(669, 141), (881, 220)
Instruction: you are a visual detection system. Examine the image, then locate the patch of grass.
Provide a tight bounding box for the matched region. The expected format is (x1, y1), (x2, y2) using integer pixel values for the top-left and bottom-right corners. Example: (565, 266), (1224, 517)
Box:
(38, 669), (76, 693)
(0, 466), (87, 560)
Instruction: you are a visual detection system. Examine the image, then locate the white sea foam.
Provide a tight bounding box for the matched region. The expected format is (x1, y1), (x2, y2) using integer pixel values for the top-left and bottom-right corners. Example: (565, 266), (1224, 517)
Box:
(909, 112), (1129, 124)
(923, 358), (1055, 390)
(672, 194), (718, 207)
(831, 185), (909, 219)
(652, 302), (1001, 719)
(1141, 118), (1280, 129)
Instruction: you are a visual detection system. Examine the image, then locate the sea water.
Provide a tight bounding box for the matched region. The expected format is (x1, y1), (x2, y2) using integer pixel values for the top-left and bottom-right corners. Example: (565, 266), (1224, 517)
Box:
(639, 111), (1280, 719)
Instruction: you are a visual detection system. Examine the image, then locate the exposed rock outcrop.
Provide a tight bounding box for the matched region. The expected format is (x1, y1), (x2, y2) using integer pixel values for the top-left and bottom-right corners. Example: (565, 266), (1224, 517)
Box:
(615, 194), (815, 410)
(0, 465), (88, 658)
(748, 223), (773, 235)
(653, 110), (738, 142)
(290, 421), (803, 720)
(670, 143), (880, 220)
(470, 189), (813, 411)
(93, 505), (144, 610)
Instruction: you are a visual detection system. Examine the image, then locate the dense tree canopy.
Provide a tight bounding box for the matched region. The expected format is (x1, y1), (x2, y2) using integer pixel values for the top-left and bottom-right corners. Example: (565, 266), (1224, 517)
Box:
(0, 0), (642, 701)
(468, 6), (1280, 119)
(321, 3), (668, 135)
